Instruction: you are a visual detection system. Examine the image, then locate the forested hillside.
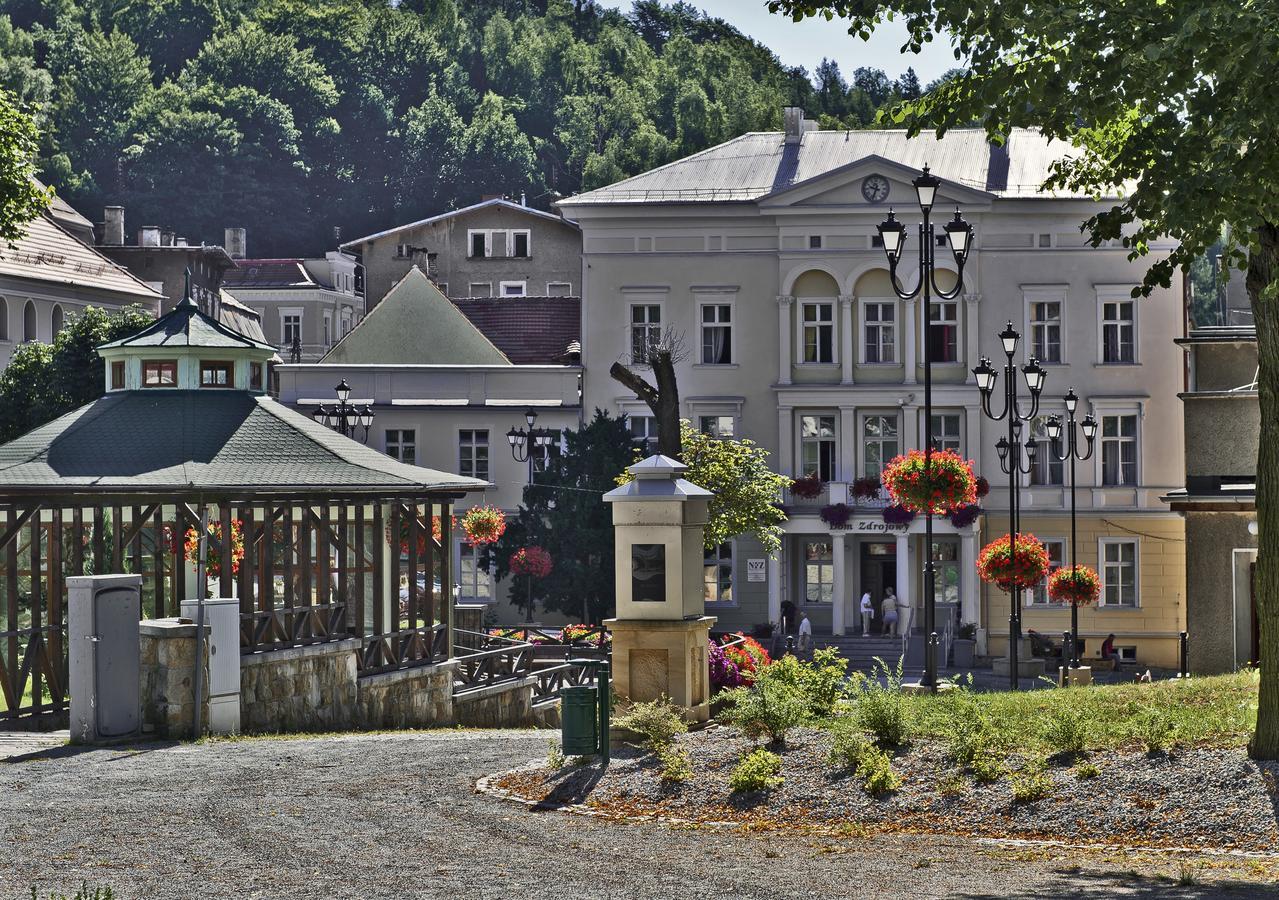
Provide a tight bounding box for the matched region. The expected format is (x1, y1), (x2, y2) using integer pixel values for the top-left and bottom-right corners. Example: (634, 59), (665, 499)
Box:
(0, 0), (940, 256)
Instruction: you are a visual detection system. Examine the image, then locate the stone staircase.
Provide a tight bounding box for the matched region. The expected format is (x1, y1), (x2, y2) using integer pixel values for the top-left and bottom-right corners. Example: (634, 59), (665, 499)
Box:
(815, 635), (912, 671)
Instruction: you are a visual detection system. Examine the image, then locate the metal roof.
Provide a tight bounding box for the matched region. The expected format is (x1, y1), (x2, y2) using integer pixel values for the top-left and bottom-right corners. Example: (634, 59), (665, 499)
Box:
(0, 214), (163, 301)
(559, 128), (1111, 206)
(222, 259), (314, 288)
(0, 390), (487, 495)
(340, 198), (579, 249)
(98, 290), (274, 351)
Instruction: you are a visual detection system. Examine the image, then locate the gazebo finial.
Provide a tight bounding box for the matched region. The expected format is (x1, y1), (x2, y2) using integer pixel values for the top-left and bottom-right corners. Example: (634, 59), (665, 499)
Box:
(179, 267), (197, 308)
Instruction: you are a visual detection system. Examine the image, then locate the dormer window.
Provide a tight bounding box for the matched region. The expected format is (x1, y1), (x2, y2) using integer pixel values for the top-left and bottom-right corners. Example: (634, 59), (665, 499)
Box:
(250, 362), (264, 390)
(200, 361), (234, 388)
(142, 360), (177, 387)
(111, 361), (125, 389)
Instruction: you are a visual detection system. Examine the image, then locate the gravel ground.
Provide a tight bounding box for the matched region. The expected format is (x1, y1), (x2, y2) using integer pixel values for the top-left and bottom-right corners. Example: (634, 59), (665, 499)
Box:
(2, 730), (1278, 899)
(499, 726), (1279, 853)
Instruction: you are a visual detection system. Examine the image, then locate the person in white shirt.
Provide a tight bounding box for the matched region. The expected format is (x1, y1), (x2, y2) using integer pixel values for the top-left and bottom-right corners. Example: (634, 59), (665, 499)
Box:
(797, 611), (813, 652)
(860, 591), (875, 637)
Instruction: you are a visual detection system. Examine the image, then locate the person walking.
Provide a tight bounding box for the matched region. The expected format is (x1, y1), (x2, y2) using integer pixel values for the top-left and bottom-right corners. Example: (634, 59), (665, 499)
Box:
(881, 589), (899, 637)
(860, 590), (875, 637)
(797, 611), (813, 653)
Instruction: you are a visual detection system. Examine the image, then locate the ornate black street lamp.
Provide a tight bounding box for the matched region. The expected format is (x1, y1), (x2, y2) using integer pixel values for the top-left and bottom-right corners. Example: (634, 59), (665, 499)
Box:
(973, 324), (1047, 690)
(1045, 389), (1098, 669)
(876, 165), (974, 691)
(507, 408), (556, 483)
(313, 378), (374, 442)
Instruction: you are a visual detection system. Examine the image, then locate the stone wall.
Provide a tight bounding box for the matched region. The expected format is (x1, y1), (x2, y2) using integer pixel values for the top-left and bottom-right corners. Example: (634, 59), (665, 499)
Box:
(139, 619), (210, 740)
(357, 660), (456, 729)
(240, 639), (361, 733)
(453, 677), (536, 728)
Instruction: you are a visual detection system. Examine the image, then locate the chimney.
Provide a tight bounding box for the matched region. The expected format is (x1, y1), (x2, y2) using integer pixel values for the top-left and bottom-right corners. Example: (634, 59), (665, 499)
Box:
(103, 206), (124, 246)
(160, 230), (174, 247)
(520, 191), (527, 207)
(784, 107), (805, 144)
(224, 227), (247, 260)
(174, 236), (189, 247)
(481, 193), (504, 202)
(138, 225), (161, 247)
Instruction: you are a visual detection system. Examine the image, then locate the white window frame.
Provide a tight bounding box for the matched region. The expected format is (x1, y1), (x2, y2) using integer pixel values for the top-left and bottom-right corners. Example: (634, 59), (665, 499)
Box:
(703, 540), (736, 606)
(698, 415), (736, 438)
(467, 230), (491, 259)
(798, 299), (836, 365)
(803, 540), (834, 604)
(458, 540), (493, 603)
(629, 301), (663, 365)
(1023, 286), (1068, 365)
(1097, 409), (1141, 487)
(546, 281), (572, 296)
(0, 295), (8, 342)
(510, 229), (531, 258)
(385, 428), (416, 465)
(799, 413), (837, 481)
(1029, 538), (1068, 605)
(458, 428), (490, 481)
(279, 308), (303, 348)
(860, 297), (898, 365)
(927, 299), (960, 364)
(1098, 537), (1140, 608)
(499, 280), (527, 298)
(469, 282), (492, 299)
(1026, 414), (1065, 487)
(323, 312), (332, 348)
(860, 411), (900, 479)
(1096, 285), (1140, 365)
(697, 298), (734, 366)
(926, 410), (963, 455)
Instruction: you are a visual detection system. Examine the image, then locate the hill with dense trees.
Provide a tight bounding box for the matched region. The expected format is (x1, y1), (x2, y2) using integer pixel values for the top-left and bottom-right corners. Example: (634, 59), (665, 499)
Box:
(0, 0), (934, 256)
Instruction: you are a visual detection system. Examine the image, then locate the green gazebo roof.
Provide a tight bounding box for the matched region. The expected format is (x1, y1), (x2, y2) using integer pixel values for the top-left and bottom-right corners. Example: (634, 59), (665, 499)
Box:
(98, 290), (274, 352)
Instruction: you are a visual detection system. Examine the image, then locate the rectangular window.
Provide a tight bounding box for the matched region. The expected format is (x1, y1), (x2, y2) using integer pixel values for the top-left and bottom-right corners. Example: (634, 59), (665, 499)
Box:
(703, 542), (734, 604)
(1031, 539), (1067, 605)
(459, 429), (490, 481)
(863, 301), (896, 363)
(469, 282), (492, 298)
(800, 414), (836, 482)
(396, 243), (411, 259)
(1038, 233), (1052, 248)
(928, 301), (958, 363)
(1030, 301), (1063, 363)
(931, 540), (961, 605)
(500, 281), (527, 297)
(862, 414), (899, 479)
(282, 314), (302, 348)
(1029, 416), (1064, 486)
(386, 429), (417, 465)
(250, 362), (263, 390)
(801, 302), (834, 363)
(699, 415), (735, 438)
(1102, 300), (1135, 363)
(929, 413), (961, 454)
(111, 360), (125, 389)
(629, 414), (657, 447)
(808, 235), (822, 249)
(459, 542), (492, 602)
(700, 304), (732, 364)
(512, 231), (530, 258)
(142, 360), (177, 387)
(630, 304), (662, 364)
(533, 429), (562, 474)
(469, 232), (487, 258)
(199, 361), (234, 388)
(323, 313), (331, 348)
(547, 282), (572, 297)
(1101, 414), (1138, 486)
(803, 541), (834, 603)
(1101, 539), (1138, 607)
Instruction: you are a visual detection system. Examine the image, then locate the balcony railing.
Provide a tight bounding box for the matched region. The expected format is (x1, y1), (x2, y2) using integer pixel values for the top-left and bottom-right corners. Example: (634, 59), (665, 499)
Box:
(782, 481), (890, 510)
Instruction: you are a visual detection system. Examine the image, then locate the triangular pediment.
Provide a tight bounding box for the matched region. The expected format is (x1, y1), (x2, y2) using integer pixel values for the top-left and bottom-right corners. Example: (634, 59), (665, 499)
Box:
(759, 154), (994, 211)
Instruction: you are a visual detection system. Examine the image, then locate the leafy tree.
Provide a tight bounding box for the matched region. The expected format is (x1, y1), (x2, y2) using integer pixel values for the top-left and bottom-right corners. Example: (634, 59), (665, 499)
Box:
(767, 0), (1279, 758)
(0, 87), (49, 245)
(493, 410), (636, 623)
(114, 0), (225, 77)
(0, 17), (51, 116)
(0, 304), (153, 442)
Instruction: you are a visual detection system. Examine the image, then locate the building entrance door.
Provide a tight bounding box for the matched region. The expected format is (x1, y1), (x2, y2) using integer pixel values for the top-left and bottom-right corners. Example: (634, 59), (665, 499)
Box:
(860, 541), (897, 635)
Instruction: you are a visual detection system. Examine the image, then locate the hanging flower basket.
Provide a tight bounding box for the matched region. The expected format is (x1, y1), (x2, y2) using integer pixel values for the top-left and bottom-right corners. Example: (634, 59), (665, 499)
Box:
(790, 472), (824, 499)
(882, 504), (916, 526)
(881, 449), (978, 514)
(977, 533), (1051, 591)
(948, 504), (982, 529)
(819, 502), (853, 529)
(975, 476), (991, 499)
(509, 545), (553, 579)
(167, 519), (245, 575)
(461, 505), (506, 546)
(852, 476), (881, 500)
(1048, 565), (1102, 606)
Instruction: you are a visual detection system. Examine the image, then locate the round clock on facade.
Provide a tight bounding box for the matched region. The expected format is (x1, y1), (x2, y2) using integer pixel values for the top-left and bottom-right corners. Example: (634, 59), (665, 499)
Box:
(861, 174), (891, 203)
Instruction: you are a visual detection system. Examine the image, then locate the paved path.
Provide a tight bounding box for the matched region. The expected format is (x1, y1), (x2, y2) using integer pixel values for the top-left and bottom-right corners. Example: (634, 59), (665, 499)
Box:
(1, 730), (1276, 899)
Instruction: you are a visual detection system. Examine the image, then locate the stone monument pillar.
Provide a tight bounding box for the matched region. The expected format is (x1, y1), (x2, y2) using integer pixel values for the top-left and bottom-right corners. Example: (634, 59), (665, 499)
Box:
(603, 455), (715, 722)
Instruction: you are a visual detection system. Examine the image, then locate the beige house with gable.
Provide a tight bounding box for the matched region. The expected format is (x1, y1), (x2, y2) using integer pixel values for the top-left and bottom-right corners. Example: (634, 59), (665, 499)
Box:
(560, 112), (1188, 668)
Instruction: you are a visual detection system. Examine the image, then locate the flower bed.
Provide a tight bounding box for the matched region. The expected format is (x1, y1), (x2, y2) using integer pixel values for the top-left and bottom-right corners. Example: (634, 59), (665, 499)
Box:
(709, 634), (772, 689)
(977, 533), (1051, 591)
(1048, 564), (1102, 606)
(881, 449), (978, 514)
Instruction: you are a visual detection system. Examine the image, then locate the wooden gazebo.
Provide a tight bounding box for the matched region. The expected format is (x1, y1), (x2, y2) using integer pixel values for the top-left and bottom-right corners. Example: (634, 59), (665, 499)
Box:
(0, 289), (485, 729)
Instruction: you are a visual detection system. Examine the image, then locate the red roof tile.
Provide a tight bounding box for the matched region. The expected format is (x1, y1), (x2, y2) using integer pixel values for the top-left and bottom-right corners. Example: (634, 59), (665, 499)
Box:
(452, 296), (581, 365)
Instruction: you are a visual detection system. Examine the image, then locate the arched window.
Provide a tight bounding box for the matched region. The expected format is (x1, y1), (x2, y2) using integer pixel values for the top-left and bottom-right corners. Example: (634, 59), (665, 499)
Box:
(51, 304), (63, 336)
(0, 296), (8, 341)
(23, 300), (36, 342)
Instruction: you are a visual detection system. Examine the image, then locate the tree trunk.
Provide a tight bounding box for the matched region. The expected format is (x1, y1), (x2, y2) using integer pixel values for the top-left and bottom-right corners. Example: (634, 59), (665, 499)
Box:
(608, 355), (683, 458)
(1249, 222), (1279, 759)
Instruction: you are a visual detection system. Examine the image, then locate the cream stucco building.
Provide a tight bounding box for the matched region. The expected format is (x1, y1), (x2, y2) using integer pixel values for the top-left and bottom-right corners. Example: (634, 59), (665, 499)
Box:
(559, 113), (1188, 668)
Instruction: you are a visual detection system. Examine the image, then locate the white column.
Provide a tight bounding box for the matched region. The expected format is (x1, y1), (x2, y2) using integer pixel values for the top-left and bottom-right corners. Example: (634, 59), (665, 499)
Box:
(777, 295), (793, 385)
(964, 292), (981, 377)
(768, 543), (783, 626)
(896, 531), (912, 636)
(838, 406), (857, 483)
(832, 532), (846, 636)
(903, 297), (918, 385)
(839, 294), (855, 385)
(777, 407), (794, 475)
(961, 529), (980, 625)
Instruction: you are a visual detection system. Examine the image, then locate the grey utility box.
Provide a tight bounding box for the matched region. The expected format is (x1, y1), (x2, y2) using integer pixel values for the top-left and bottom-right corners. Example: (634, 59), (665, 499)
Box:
(68, 574), (142, 744)
(180, 597), (241, 734)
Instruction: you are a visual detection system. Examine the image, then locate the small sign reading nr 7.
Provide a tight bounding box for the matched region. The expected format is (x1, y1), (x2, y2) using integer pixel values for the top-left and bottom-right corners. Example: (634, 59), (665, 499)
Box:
(746, 559), (766, 582)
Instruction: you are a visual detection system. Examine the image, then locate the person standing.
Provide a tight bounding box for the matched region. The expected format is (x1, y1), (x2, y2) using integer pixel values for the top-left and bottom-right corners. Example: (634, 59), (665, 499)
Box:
(797, 611), (812, 653)
(896, 586), (912, 640)
(780, 598), (796, 635)
(860, 590), (875, 637)
(881, 588), (899, 637)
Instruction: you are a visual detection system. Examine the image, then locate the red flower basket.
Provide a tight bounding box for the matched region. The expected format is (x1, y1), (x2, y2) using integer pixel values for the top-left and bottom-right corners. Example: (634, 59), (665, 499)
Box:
(509, 545), (553, 579)
(461, 505), (506, 546)
(1048, 565), (1101, 606)
(977, 533), (1051, 591)
(881, 449), (978, 514)
(790, 472), (824, 498)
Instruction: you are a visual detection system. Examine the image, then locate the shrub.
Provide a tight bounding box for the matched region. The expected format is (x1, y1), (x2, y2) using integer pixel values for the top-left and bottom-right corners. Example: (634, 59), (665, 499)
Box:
(720, 676), (809, 745)
(858, 746), (903, 796)
(616, 696), (688, 749)
(1010, 758), (1053, 803)
(729, 748), (783, 793)
(971, 749), (1006, 784)
(1134, 708), (1177, 753)
(657, 745), (693, 783)
(1043, 704), (1090, 755)
(761, 648), (850, 718)
(857, 656), (910, 747)
(1074, 760), (1102, 779)
(945, 692), (997, 765)
(827, 721), (873, 771)
(938, 772), (967, 797)
(546, 738), (566, 770)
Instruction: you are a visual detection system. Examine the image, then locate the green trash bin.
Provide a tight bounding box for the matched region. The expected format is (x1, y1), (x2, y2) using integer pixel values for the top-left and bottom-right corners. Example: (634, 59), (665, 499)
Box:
(560, 685), (598, 755)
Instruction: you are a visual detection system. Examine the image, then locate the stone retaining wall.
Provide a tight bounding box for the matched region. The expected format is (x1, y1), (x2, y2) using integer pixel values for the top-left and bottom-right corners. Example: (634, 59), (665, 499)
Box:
(240, 639), (361, 733)
(357, 661), (456, 729)
(453, 676), (536, 728)
(139, 619), (210, 740)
